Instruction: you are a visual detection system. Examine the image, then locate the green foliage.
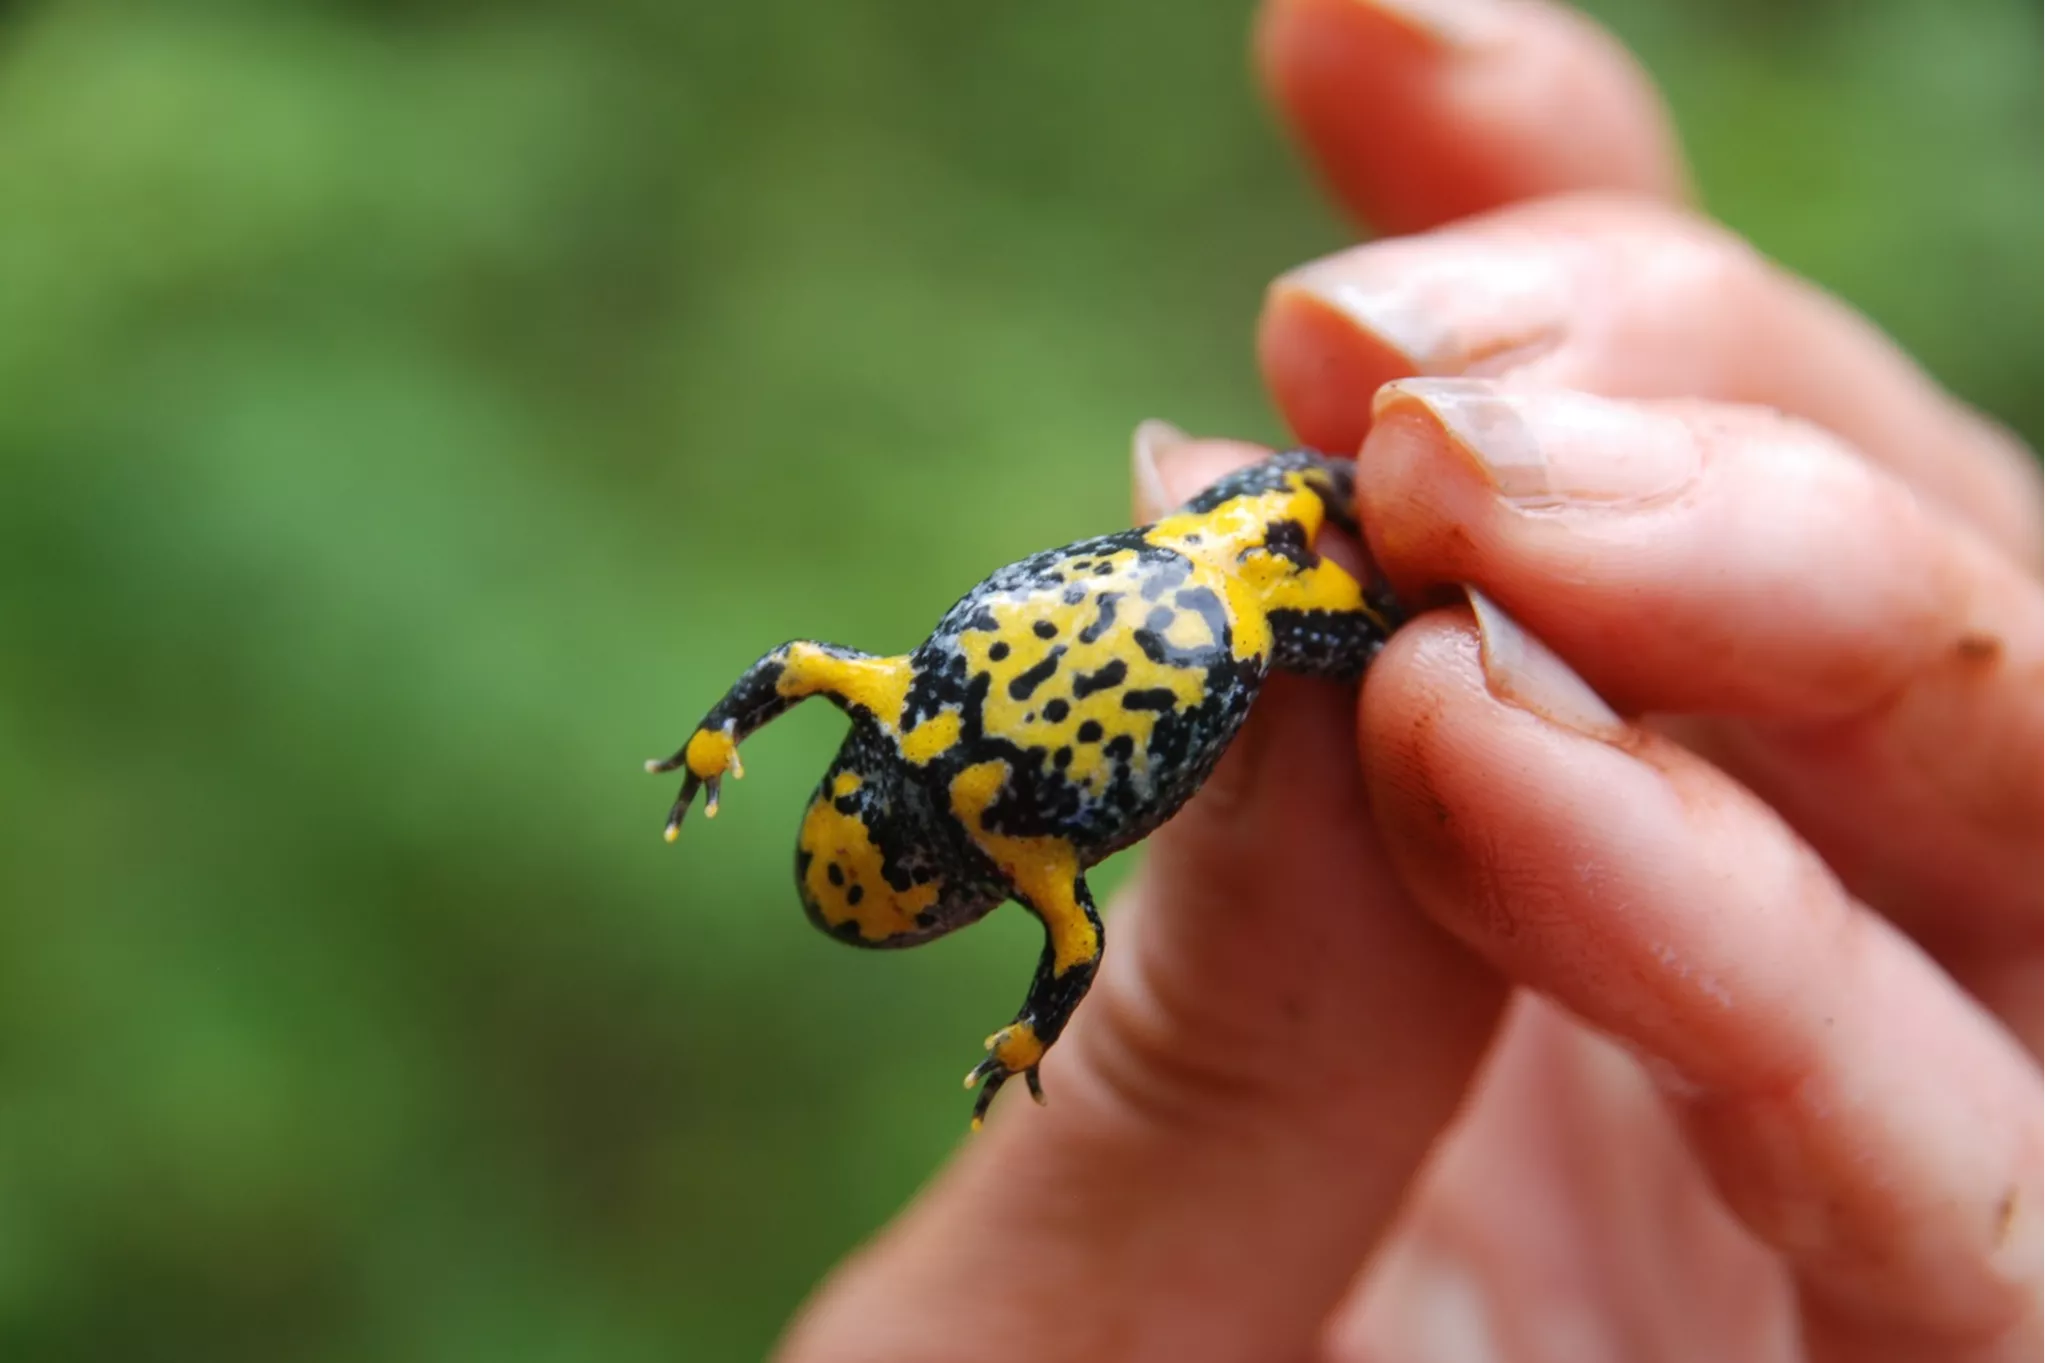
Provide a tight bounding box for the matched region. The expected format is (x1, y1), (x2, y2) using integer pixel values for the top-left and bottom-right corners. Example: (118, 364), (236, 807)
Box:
(0, 1), (2036, 1357)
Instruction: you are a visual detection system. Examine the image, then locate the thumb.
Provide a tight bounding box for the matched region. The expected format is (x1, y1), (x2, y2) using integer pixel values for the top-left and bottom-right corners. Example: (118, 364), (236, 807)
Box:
(778, 425), (1503, 1363)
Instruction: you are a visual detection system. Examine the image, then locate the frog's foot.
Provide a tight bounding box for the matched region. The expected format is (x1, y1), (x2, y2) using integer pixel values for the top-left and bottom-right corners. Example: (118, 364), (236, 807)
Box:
(963, 1020), (1049, 1129)
(645, 719), (745, 839)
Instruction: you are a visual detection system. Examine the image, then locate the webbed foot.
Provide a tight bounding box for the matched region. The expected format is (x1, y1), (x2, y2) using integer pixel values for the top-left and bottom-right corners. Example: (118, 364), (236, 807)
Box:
(646, 719), (744, 839)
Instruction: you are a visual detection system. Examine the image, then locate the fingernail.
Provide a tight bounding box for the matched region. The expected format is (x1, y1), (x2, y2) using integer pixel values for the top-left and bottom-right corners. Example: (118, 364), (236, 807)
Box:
(1275, 238), (1570, 376)
(1352, 0), (1502, 49)
(1464, 587), (1625, 740)
(1378, 379), (1700, 509)
(1131, 418), (1192, 521)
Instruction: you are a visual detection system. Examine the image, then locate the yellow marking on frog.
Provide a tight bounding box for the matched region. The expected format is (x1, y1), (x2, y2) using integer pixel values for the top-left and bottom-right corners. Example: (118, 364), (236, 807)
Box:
(798, 781), (939, 942)
(1146, 512), (1269, 661)
(774, 643), (914, 730)
(984, 1021), (1044, 1073)
(1157, 600), (1219, 653)
(899, 710), (963, 765)
(683, 725), (737, 780)
(949, 761), (1098, 975)
(1255, 553), (1375, 617)
(962, 1021), (1045, 1095)
(1145, 480), (1330, 655)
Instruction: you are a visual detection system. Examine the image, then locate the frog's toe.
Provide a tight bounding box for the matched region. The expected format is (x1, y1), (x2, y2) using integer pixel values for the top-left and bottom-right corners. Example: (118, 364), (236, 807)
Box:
(657, 773), (713, 840)
(966, 1060), (1028, 1130)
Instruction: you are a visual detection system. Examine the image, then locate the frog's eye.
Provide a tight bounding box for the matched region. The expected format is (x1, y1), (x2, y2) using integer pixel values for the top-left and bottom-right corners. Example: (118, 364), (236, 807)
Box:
(794, 774), (946, 949)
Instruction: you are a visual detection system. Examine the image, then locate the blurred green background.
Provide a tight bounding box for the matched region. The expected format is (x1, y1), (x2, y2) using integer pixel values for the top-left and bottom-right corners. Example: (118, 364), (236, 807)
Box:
(0, 0), (2038, 1357)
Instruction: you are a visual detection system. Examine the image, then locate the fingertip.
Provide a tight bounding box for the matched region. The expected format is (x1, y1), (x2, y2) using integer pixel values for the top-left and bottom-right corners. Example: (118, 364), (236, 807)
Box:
(1259, 279), (1421, 455)
(1361, 599), (1666, 986)
(1351, 380), (1516, 595)
(1257, 216), (1584, 456)
(1255, 0), (1492, 233)
(1358, 607), (1492, 909)
(1258, 0), (1689, 235)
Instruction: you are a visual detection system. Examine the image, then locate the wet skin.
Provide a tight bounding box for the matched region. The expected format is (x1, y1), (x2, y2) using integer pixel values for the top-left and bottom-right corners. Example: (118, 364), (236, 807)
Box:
(649, 450), (1400, 1124)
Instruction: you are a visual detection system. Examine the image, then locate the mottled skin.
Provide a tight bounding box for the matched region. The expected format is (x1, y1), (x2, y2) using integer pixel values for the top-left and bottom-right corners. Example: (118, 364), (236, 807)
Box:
(649, 451), (1401, 1124)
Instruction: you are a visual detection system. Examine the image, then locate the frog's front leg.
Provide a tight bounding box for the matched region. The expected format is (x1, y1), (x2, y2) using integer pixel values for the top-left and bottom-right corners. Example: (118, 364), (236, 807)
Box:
(966, 869), (1104, 1128)
(646, 640), (911, 836)
(1265, 579), (1401, 681)
(1245, 462), (1405, 681)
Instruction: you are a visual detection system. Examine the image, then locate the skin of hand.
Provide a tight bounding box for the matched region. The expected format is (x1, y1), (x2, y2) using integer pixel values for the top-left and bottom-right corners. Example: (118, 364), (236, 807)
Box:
(776, 2), (2046, 1360)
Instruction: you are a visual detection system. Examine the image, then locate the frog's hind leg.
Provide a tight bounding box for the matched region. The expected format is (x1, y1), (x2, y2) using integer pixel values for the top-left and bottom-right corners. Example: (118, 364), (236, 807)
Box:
(1259, 536), (1403, 681)
(647, 640), (911, 837)
(964, 870), (1104, 1128)
(1267, 597), (1399, 680)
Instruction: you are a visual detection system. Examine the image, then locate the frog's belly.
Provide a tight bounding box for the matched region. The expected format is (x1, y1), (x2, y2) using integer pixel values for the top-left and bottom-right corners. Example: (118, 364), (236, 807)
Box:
(923, 550), (1268, 857)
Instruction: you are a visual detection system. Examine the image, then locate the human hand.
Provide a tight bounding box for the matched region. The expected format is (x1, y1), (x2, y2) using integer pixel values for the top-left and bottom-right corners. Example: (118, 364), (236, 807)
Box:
(778, 2), (2043, 1359)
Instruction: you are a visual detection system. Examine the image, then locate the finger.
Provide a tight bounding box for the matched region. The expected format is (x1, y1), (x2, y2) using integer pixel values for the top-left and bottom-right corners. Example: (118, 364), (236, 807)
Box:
(1358, 380), (2044, 964)
(1255, 0), (1687, 235)
(1259, 196), (2043, 563)
(1364, 599), (2042, 1357)
(777, 428), (1503, 1363)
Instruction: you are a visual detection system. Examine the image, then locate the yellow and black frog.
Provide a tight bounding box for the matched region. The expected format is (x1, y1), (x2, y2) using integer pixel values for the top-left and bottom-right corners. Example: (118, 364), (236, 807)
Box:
(648, 449), (1401, 1125)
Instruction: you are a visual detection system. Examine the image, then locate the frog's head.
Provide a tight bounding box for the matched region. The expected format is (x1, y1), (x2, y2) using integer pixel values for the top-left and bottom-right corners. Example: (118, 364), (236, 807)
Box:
(794, 741), (980, 949)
